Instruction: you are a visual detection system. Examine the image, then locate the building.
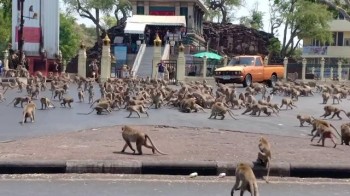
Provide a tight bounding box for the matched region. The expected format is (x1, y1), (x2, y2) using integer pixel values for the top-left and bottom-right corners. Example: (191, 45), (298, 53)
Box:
(302, 13), (350, 64)
(11, 0), (60, 75)
(128, 0), (208, 45)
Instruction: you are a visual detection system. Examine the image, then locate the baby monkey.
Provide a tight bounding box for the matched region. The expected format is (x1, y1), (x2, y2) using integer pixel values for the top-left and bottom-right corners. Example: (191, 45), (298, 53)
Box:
(121, 125), (167, 155)
(296, 114), (313, 127)
(231, 163), (259, 196)
(40, 97), (55, 110)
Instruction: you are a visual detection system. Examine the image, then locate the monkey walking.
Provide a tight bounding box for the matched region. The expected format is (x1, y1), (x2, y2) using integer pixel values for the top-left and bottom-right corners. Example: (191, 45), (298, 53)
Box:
(7, 96), (31, 108)
(79, 102), (112, 115)
(120, 125), (167, 155)
(21, 102), (36, 124)
(280, 98), (297, 110)
(60, 97), (74, 108)
(209, 102), (238, 120)
(126, 105), (149, 118)
(311, 123), (338, 148)
(40, 97), (55, 110)
(256, 136), (271, 183)
(296, 114), (314, 127)
(78, 90), (85, 102)
(320, 105), (350, 120)
(310, 118), (340, 137)
(231, 163), (259, 196)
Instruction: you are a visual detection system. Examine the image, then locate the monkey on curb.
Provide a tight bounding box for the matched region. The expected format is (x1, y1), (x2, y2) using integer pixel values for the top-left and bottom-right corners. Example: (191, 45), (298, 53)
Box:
(120, 125), (167, 155)
(296, 114), (314, 127)
(126, 105), (149, 118)
(21, 101), (36, 124)
(257, 136), (271, 183)
(60, 97), (74, 108)
(40, 97), (55, 110)
(230, 163), (259, 196)
(320, 105), (350, 120)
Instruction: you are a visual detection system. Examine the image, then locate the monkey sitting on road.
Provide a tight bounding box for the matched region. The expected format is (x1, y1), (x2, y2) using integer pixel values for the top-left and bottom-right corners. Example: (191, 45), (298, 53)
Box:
(296, 114), (313, 127)
(60, 97), (74, 108)
(321, 92), (330, 104)
(126, 105), (149, 118)
(320, 105), (350, 120)
(7, 96), (31, 108)
(230, 163), (259, 196)
(40, 97), (55, 110)
(256, 136), (271, 183)
(22, 101), (36, 124)
(209, 102), (238, 120)
(120, 125), (167, 155)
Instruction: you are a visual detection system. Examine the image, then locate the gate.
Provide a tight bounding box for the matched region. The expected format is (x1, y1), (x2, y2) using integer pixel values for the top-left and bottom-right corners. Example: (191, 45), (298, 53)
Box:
(163, 60), (177, 83)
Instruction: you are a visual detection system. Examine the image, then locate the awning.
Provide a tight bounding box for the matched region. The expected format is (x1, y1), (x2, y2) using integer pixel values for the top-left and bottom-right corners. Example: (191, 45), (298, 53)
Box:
(124, 22), (146, 34)
(127, 15), (186, 27)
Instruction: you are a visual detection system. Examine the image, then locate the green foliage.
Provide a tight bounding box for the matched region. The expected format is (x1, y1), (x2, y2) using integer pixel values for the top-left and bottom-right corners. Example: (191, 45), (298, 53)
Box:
(101, 14), (118, 30)
(239, 4), (264, 30)
(0, 7), (11, 53)
(59, 13), (81, 61)
(205, 0), (243, 23)
(0, 0), (11, 18)
(268, 38), (281, 54)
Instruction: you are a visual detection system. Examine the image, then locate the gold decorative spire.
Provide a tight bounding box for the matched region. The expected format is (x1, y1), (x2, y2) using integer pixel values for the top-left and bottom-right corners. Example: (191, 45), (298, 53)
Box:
(103, 34), (111, 46)
(154, 34), (162, 47)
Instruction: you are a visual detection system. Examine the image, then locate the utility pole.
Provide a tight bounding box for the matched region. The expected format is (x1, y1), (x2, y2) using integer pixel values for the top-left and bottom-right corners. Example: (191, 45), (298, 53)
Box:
(18, 0), (25, 68)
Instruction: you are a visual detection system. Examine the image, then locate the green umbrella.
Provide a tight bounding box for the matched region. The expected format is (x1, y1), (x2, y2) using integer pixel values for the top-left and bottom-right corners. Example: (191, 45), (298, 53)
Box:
(193, 51), (222, 60)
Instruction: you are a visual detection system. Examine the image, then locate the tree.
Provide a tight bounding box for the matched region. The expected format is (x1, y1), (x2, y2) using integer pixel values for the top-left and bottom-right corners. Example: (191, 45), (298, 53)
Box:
(239, 3), (264, 30)
(274, 0), (333, 57)
(268, 0), (284, 35)
(63, 0), (116, 42)
(114, 0), (132, 25)
(59, 13), (81, 62)
(205, 0), (242, 24)
(0, 1), (11, 53)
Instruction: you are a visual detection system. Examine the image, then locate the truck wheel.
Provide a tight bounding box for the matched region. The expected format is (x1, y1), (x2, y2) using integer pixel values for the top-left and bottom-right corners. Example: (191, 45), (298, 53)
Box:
(268, 74), (277, 87)
(243, 74), (252, 87)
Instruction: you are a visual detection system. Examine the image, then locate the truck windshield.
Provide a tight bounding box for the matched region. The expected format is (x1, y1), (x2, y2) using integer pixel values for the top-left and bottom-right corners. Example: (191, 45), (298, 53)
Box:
(228, 57), (255, 66)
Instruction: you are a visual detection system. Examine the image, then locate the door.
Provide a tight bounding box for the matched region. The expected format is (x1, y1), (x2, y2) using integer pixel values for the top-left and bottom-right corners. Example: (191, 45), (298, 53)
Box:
(254, 57), (264, 82)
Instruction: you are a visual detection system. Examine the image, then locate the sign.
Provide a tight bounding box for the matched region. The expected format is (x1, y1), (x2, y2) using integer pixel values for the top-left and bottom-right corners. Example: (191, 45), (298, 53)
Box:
(303, 46), (328, 55)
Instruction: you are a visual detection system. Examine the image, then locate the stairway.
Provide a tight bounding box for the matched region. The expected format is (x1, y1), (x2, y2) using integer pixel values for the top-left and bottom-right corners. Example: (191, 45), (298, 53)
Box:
(135, 46), (163, 78)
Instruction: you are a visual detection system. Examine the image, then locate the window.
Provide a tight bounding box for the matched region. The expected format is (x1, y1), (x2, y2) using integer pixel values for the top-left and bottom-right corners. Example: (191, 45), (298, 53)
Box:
(255, 58), (262, 66)
(332, 32), (337, 46)
(137, 6), (144, 15)
(338, 32), (344, 46)
(345, 38), (350, 46)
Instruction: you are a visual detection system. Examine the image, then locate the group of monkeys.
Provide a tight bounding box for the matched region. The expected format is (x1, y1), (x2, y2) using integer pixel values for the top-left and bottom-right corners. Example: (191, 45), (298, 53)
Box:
(2, 73), (350, 195)
(120, 125), (271, 196)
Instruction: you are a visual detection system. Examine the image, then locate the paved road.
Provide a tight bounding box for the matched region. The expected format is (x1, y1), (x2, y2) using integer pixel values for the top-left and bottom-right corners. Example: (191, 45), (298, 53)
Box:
(1, 83), (349, 141)
(0, 174), (349, 196)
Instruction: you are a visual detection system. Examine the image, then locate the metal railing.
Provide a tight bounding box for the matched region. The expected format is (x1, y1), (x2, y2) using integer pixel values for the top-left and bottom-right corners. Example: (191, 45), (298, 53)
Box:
(131, 43), (146, 78)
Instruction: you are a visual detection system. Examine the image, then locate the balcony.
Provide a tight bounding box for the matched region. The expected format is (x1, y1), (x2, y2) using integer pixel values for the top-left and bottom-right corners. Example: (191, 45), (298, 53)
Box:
(329, 20), (350, 32)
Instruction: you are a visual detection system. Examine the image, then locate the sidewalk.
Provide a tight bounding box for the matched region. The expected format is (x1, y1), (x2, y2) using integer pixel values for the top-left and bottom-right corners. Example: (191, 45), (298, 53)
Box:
(0, 125), (349, 178)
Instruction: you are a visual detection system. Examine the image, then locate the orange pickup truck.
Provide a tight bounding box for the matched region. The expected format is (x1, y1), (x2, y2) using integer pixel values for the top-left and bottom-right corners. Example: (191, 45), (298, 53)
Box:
(214, 55), (284, 87)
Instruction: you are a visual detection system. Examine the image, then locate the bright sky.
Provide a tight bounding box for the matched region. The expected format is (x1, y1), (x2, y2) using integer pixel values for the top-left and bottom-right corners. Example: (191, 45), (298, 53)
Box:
(60, 0), (285, 42)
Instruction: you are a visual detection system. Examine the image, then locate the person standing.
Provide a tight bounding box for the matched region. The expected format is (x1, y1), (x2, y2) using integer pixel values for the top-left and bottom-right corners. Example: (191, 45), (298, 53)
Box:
(157, 60), (165, 80)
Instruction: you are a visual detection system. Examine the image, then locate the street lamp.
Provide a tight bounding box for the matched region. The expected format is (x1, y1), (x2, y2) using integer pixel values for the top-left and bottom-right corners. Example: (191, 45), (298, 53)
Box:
(18, 0), (38, 68)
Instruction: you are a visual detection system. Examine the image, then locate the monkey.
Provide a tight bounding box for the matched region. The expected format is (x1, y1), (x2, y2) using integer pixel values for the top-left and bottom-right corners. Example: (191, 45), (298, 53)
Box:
(311, 123), (338, 148)
(250, 104), (278, 117)
(209, 102), (238, 120)
(280, 98), (297, 110)
(230, 98), (246, 109)
(126, 105), (149, 118)
(52, 88), (65, 100)
(88, 88), (94, 103)
(17, 81), (25, 93)
(256, 136), (271, 183)
(120, 125), (167, 155)
(340, 123), (350, 145)
(320, 105), (350, 120)
(81, 105), (111, 115)
(242, 103), (254, 115)
(322, 92), (330, 104)
(179, 97), (198, 113)
(0, 87), (9, 103)
(230, 162), (259, 196)
(332, 93), (342, 104)
(30, 87), (40, 100)
(296, 114), (314, 127)
(148, 91), (164, 109)
(7, 96), (31, 108)
(22, 102), (36, 124)
(40, 97), (55, 110)
(310, 118), (340, 138)
(78, 90), (85, 102)
(60, 97), (74, 108)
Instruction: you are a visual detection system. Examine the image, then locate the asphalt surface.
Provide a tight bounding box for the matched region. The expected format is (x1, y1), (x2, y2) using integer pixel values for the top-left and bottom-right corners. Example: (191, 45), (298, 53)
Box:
(1, 82), (350, 141)
(0, 174), (349, 196)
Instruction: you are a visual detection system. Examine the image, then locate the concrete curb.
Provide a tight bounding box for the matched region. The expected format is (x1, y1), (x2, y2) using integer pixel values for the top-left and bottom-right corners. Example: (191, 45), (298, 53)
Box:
(0, 160), (350, 178)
